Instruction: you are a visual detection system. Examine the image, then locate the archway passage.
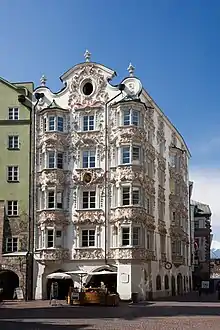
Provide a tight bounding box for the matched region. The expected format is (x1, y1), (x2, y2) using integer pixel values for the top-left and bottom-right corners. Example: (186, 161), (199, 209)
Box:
(47, 278), (73, 300)
(87, 269), (117, 293)
(177, 273), (183, 295)
(171, 275), (176, 296)
(0, 270), (19, 300)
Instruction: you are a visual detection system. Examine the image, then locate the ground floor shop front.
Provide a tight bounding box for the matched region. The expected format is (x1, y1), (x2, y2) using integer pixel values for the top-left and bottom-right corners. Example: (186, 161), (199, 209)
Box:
(34, 258), (192, 301)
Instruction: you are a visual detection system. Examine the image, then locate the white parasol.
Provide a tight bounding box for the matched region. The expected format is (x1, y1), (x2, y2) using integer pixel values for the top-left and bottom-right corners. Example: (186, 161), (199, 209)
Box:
(46, 272), (72, 280)
(89, 270), (117, 276)
(66, 270), (88, 291)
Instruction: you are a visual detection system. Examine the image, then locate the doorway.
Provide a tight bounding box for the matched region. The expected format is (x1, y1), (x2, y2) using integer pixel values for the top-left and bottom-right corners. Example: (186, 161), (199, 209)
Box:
(171, 275), (176, 296)
(177, 273), (183, 295)
(0, 270), (19, 299)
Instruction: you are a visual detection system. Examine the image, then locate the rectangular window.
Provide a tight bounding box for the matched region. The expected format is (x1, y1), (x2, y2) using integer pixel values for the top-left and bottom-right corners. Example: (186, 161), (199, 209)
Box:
(7, 166), (19, 182)
(132, 147), (140, 161)
(57, 153), (63, 169)
(48, 151), (55, 168)
(6, 237), (18, 252)
(7, 200), (18, 216)
(83, 115), (94, 131)
(160, 235), (166, 253)
(43, 117), (47, 131)
(48, 116), (55, 131)
(122, 187), (130, 205)
(57, 116), (64, 132)
(56, 230), (62, 247)
(123, 109), (140, 126)
(8, 136), (19, 149)
(57, 192), (63, 209)
(122, 147), (130, 164)
(47, 230), (54, 248)
(83, 191), (96, 209)
(147, 232), (153, 250)
(8, 107), (19, 120)
(133, 227), (140, 246)
(132, 187), (140, 205)
(83, 150), (95, 168)
(122, 146), (140, 164)
(122, 227), (130, 246)
(122, 186), (140, 206)
(48, 191), (55, 208)
(82, 229), (95, 247)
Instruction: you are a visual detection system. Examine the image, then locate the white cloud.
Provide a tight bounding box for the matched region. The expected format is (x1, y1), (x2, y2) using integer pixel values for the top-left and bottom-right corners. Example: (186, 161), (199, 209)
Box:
(211, 240), (220, 250)
(190, 167), (220, 241)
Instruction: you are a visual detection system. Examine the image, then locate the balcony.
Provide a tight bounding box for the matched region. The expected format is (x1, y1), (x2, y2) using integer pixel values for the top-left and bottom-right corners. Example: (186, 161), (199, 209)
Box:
(35, 248), (70, 261)
(172, 253), (185, 267)
(73, 248), (104, 260)
(37, 209), (70, 226)
(108, 248), (156, 261)
(73, 209), (104, 225)
(37, 169), (67, 187)
(110, 207), (155, 230)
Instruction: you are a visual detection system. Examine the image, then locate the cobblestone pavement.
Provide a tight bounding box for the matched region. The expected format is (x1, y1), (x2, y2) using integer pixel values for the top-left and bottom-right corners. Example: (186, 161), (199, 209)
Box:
(1, 296), (220, 329)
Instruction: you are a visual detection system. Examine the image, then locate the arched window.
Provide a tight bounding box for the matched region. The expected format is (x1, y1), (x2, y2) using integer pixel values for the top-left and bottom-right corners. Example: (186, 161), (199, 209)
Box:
(156, 275), (161, 290)
(164, 275), (169, 290)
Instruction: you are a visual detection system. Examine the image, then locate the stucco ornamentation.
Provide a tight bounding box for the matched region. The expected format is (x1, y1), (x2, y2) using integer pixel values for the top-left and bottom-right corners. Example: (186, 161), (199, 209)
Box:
(158, 220), (167, 235)
(38, 169), (67, 188)
(108, 248), (156, 260)
(73, 210), (104, 225)
(37, 210), (70, 226)
(73, 168), (105, 185)
(68, 65), (109, 109)
(110, 207), (155, 230)
(38, 132), (69, 149)
(35, 248), (70, 261)
(73, 248), (104, 260)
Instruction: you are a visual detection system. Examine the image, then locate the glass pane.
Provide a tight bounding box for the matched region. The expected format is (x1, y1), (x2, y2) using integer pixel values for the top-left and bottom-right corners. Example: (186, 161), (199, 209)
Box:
(89, 116), (94, 130)
(49, 117), (55, 131)
(57, 117), (64, 132)
(132, 111), (139, 126)
(132, 188), (140, 205)
(123, 110), (130, 125)
(132, 147), (140, 161)
(83, 116), (88, 131)
(122, 187), (130, 205)
(122, 147), (130, 164)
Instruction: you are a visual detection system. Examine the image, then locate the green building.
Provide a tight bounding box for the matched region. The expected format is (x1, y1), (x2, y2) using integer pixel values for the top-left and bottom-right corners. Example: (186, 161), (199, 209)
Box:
(0, 77), (33, 300)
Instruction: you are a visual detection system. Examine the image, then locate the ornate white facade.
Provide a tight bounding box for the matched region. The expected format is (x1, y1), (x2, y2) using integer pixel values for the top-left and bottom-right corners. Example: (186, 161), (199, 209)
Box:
(33, 52), (191, 300)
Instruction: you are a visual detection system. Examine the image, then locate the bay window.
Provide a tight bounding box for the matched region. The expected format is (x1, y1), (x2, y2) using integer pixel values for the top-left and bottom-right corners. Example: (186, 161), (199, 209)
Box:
(122, 186), (141, 206)
(82, 150), (96, 168)
(123, 109), (140, 126)
(39, 228), (64, 248)
(121, 226), (141, 246)
(47, 191), (63, 209)
(43, 115), (65, 132)
(121, 145), (141, 164)
(47, 151), (64, 169)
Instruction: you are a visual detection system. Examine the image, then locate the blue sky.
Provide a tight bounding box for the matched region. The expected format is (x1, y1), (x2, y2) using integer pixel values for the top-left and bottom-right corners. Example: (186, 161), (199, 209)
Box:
(1, 0), (220, 241)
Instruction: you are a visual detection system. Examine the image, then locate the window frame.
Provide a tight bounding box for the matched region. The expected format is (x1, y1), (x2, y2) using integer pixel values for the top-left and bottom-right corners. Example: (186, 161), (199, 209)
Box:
(82, 190), (96, 209)
(81, 229), (96, 247)
(6, 237), (18, 252)
(7, 166), (19, 182)
(121, 225), (141, 247)
(82, 150), (96, 168)
(122, 108), (140, 126)
(83, 115), (95, 131)
(121, 185), (141, 206)
(121, 145), (141, 165)
(8, 135), (19, 150)
(8, 107), (19, 120)
(7, 200), (18, 216)
(47, 190), (63, 209)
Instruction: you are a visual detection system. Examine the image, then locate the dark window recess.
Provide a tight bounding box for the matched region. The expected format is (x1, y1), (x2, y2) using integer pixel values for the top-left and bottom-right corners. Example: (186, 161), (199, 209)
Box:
(83, 82), (93, 96)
